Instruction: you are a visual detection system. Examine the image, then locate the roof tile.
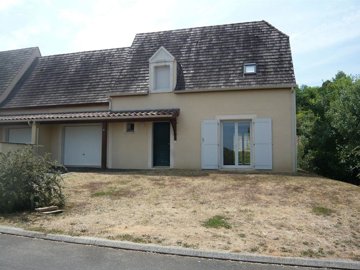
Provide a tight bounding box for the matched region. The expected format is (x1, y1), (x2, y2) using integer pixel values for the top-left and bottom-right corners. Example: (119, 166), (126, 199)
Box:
(0, 21), (295, 109)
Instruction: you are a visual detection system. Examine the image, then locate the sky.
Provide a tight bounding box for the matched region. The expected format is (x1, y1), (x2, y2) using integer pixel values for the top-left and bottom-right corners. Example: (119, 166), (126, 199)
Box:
(0, 0), (359, 86)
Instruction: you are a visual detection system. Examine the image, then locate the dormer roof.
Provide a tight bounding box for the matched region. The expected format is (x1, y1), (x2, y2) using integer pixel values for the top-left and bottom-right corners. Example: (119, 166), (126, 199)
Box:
(149, 46), (175, 63)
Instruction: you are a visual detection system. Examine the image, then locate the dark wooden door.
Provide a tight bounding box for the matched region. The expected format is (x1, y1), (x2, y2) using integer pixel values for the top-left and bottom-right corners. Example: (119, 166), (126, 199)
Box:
(153, 122), (170, 167)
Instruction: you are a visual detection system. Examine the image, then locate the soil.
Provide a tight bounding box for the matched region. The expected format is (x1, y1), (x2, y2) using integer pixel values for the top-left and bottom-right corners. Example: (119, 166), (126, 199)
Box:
(1, 170), (359, 260)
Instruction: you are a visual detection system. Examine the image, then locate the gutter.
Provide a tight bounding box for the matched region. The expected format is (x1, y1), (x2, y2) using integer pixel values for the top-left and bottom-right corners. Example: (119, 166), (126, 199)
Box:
(108, 84), (296, 97)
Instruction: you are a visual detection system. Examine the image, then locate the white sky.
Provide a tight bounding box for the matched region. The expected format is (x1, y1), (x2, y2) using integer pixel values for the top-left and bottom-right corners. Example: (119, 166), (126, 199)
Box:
(0, 0), (359, 86)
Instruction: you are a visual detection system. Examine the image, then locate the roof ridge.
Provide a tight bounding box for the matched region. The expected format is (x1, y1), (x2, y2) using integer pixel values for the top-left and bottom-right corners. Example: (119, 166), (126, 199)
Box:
(41, 46), (130, 58)
(134, 20), (265, 36)
(261, 20), (289, 37)
(0, 47), (39, 54)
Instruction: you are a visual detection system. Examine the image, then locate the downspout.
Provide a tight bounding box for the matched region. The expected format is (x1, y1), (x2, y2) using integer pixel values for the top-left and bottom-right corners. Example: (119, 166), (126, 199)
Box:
(291, 87), (297, 173)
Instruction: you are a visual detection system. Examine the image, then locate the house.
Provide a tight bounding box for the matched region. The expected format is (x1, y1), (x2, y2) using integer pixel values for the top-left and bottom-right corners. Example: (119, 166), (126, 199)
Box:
(0, 21), (296, 172)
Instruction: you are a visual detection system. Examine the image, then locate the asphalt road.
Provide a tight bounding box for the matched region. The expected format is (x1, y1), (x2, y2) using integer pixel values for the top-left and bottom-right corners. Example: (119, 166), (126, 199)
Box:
(0, 234), (330, 270)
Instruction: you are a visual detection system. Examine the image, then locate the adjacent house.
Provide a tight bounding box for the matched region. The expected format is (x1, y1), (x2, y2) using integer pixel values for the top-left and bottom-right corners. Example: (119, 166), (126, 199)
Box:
(0, 21), (297, 172)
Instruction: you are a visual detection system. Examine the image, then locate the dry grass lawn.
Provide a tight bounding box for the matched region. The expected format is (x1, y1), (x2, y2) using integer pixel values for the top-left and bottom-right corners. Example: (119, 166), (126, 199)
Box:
(1, 170), (359, 260)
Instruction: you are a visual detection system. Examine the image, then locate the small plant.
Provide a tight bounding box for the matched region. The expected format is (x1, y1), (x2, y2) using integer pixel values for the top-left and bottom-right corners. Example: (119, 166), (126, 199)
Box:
(238, 233), (246, 238)
(91, 190), (113, 197)
(301, 248), (325, 258)
(177, 241), (198, 249)
(115, 234), (147, 243)
(91, 187), (135, 198)
(202, 215), (231, 229)
(0, 147), (65, 213)
(312, 206), (334, 216)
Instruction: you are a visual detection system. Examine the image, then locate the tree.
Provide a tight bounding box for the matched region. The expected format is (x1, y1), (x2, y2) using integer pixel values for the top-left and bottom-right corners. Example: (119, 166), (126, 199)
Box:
(0, 147), (65, 213)
(297, 72), (360, 184)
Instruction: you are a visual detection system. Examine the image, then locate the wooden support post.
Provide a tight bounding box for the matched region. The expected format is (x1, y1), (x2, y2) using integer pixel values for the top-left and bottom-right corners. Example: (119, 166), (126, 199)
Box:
(31, 122), (38, 145)
(170, 118), (177, 141)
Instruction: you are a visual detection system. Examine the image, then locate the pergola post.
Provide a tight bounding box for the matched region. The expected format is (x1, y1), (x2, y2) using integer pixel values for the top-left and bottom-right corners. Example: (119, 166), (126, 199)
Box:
(31, 122), (39, 145)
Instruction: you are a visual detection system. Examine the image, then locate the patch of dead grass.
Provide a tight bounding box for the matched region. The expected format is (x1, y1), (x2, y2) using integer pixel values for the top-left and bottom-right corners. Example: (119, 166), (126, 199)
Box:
(0, 170), (359, 261)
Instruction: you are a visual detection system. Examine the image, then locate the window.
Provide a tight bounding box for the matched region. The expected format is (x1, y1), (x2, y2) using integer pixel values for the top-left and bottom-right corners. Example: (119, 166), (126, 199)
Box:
(149, 46), (176, 93)
(244, 63), (256, 74)
(222, 121), (252, 167)
(154, 65), (170, 91)
(7, 127), (32, 144)
(126, 123), (135, 132)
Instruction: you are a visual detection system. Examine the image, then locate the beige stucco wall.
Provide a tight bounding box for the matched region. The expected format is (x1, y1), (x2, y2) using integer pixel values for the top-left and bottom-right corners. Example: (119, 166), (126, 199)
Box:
(0, 104), (106, 163)
(110, 89), (295, 172)
(0, 89), (295, 172)
(108, 122), (151, 169)
(0, 142), (30, 153)
(0, 124), (62, 162)
(36, 124), (62, 161)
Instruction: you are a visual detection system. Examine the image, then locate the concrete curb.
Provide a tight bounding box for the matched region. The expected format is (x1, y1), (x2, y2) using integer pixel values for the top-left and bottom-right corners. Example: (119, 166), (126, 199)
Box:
(0, 225), (359, 269)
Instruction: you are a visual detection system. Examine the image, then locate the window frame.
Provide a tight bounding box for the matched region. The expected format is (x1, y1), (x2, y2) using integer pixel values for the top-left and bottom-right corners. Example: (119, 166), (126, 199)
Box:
(244, 63), (257, 75)
(6, 126), (32, 144)
(220, 120), (253, 169)
(126, 122), (135, 133)
(153, 64), (171, 91)
(149, 46), (177, 93)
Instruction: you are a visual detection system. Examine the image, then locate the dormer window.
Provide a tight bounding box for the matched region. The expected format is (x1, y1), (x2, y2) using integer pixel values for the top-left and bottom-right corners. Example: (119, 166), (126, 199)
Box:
(149, 46), (176, 92)
(244, 63), (256, 74)
(154, 65), (170, 90)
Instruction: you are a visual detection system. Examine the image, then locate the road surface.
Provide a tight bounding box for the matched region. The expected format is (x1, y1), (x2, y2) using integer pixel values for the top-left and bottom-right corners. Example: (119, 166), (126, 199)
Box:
(0, 233), (330, 270)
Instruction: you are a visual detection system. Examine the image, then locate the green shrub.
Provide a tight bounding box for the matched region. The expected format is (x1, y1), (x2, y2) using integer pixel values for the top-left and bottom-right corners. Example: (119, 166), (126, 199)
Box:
(0, 147), (65, 213)
(312, 206), (334, 216)
(202, 215), (232, 229)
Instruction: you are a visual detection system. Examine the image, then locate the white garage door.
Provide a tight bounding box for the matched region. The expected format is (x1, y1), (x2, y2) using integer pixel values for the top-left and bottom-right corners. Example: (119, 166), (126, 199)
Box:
(64, 125), (102, 167)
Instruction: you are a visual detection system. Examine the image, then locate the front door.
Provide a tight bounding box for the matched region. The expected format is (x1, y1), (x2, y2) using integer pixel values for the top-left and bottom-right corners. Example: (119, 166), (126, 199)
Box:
(153, 122), (170, 167)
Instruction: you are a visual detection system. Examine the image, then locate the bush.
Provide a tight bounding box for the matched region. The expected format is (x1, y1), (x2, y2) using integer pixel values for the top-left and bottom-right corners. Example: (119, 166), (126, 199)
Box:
(0, 147), (65, 213)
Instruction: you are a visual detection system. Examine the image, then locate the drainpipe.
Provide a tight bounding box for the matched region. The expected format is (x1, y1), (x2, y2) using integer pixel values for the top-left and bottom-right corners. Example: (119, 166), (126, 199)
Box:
(291, 87), (297, 173)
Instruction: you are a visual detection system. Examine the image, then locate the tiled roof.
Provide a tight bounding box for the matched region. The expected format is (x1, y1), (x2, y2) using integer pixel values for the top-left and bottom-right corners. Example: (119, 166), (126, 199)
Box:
(0, 21), (296, 109)
(1, 47), (128, 108)
(114, 21), (296, 93)
(0, 47), (39, 97)
(0, 109), (180, 123)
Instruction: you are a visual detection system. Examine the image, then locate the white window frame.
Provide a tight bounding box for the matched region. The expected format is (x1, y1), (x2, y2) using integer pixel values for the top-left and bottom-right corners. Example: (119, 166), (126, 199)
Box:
(220, 120), (254, 169)
(149, 46), (177, 93)
(244, 63), (257, 74)
(216, 115), (256, 169)
(152, 64), (172, 92)
(126, 122), (135, 133)
(5, 126), (32, 144)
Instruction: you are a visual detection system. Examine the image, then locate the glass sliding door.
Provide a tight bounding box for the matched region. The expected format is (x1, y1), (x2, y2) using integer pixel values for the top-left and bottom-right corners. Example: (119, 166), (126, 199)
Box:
(238, 122), (251, 165)
(222, 122), (235, 165)
(222, 121), (251, 168)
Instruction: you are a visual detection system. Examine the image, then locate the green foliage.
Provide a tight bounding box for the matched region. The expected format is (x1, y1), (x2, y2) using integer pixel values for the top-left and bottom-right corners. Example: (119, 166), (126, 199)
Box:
(202, 215), (231, 229)
(297, 72), (360, 184)
(0, 147), (65, 213)
(312, 206), (334, 216)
